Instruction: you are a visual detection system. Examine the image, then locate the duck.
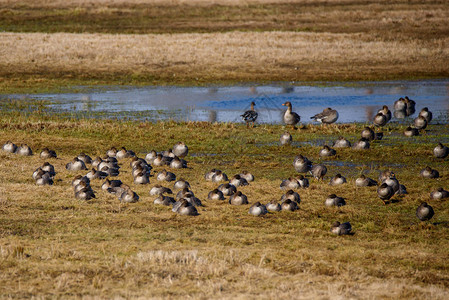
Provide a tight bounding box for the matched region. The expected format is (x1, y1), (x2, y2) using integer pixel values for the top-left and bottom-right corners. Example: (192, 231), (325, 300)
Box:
(319, 145), (336, 157)
(134, 172), (150, 184)
(230, 175), (249, 187)
(282, 101), (301, 129)
(2, 141), (17, 153)
(156, 169), (176, 182)
(208, 189), (225, 200)
(418, 107), (432, 123)
(404, 126), (419, 137)
(416, 202), (434, 221)
(280, 177), (299, 190)
(280, 199), (299, 211)
(172, 141), (188, 158)
(149, 185), (173, 196)
(173, 179), (190, 190)
(205, 169), (219, 181)
(173, 199), (199, 216)
(229, 191), (248, 205)
(211, 170), (228, 182)
(430, 187), (449, 200)
(310, 107), (339, 124)
(293, 154), (313, 173)
(170, 157), (187, 169)
(266, 200), (281, 212)
(75, 187), (96, 200)
(377, 105), (392, 122)
(373, 112), (387, 127)
(218, 183), (237, 196)
(154, 194), (176, 206)
(16, 144), (33, 156)
(333, 137), (351, 148)
(414, 116), (428, 130)
(66, 157), (88, 171)
(86, 168), (108, 180)
(77, 153), (92, 164)
(355, 174), (377, 187)
(329, 173), (347, 186)
(101, 179), (123, 193)
(40, 147), (57, 159)
(420, 166), (439, 179)
(279, 132), (292, 145)
(325, 194), (346, 207)
(118, 187), (139, 203)
(361, 127), (375, 141)
(248, 202), (268, 216)
(331, 221), (352, 235)
(352, 138), (370, 150)
(310, 164), (327, 180)
(433, 143), (449, 158)
(377, 183), (394, 204)
(145, 150), (158, 164)
(296, 175), (309, 188)
(280, 190), (300, 204)
(241, 101), (258, 128)
(240, 171), (254, 182)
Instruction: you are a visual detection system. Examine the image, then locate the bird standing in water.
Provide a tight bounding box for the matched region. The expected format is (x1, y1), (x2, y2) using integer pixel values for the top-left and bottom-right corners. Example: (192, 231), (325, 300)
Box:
(282, 101), (301, 129)
(241, 102), (258, 128)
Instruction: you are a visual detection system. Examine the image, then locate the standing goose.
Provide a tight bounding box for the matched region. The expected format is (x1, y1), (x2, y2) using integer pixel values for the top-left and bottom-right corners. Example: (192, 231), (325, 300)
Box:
(241, 102), (258, 128)
(377, 183), (394, 204)
(310, 107), (339, 124)
(361, 127), (375, 141)
(310, 164), (327, 181)
(373, 113), (387, 127)
(282, 101), (301, 129)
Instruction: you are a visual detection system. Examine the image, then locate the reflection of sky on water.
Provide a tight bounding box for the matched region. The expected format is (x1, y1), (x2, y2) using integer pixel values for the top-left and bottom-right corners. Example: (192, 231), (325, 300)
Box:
(6, 80), (449, 123)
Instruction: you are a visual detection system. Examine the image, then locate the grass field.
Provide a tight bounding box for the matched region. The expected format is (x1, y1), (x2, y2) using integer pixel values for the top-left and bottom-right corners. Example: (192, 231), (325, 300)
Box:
(0, 107), (449, 298)
(1, 0), (449, 298)
(0, 0), (448, 92)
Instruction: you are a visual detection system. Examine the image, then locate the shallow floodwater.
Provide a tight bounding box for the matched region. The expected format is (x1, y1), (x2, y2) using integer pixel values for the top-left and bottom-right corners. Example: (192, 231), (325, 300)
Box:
(5, 80), (449, 123)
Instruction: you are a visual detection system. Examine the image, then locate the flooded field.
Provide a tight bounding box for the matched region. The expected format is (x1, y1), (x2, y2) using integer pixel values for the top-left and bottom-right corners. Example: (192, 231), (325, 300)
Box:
(3, 80), (449, 124)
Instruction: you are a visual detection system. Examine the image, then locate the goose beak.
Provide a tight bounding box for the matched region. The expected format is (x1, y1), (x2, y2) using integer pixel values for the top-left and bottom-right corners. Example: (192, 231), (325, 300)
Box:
(282, 103), (286, 106)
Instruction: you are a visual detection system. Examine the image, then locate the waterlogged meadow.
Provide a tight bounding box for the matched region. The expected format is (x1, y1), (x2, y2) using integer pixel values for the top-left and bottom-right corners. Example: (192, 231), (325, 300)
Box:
(0, 103), (449, 298)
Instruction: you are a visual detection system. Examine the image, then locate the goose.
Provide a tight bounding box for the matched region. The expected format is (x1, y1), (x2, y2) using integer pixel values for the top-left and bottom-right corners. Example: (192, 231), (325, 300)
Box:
(248, 202), (268, 216)
(77, 153), (92, 164)
(404, 126), (419, 137)
(361, 127), (375, 141)
(310, 164), (327, 180)
(16, 144), (33, 156)
(430, 188), (449, 200)
(282, 101), (301, 129)
(433, 143), (449, 158)
(149, 185), (173, 196)
(66, 157), (87, 171)
(319, 145), (336, 157)
(310, 107), (339, 124)
(173, 199), (199, 216)
(2, 141), (17, 153)
(377, 105), (392, 122)
(420, 166), (439, 179)
(418, 107), (432, 123)
(40, 147), (57, 159)
(208, 189), (225, 200)
(355, 174), (377, 187)
(333, 137), (351, 148)
(156, 169), (176, 182)
(280, 177), (299, 190)
(280, 190), (300, 204)
(373, 112), (387, 127)
(240, 171), (254, 182)
(173, 179), (190, 190)
(416, 202), (434, 221)
(325, 194), (346, 207)
(241, 102), (258, 128)
(414, 116), (428, 130)
(266, 200), (281, 212)
(329, 173), (347, 186)
(377, 183), (394, 204)
(218, 183), (237, 196)
(230, 175), (249, 187)
(293, 154), (313, 173)
(280, 132), (292, 145)
(172, 141), (188, 157)
(352, 138), (370, 150)
(331, 221), (352, 235)
(211, 170), (228, 182)
(154, 194), (176, 206)
(296, 175), (309, 188)
(86, 168), (108, 180)
(229, 191), (248, 205)
(280, 199), (299, 211)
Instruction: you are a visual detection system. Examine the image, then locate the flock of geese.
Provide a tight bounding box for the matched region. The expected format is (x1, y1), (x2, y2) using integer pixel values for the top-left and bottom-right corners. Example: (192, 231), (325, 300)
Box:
(2, 96), (447, 235)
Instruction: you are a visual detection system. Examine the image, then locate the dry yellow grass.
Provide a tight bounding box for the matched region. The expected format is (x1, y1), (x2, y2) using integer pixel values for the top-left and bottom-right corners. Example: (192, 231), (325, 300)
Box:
(1, 31), (448, 84)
